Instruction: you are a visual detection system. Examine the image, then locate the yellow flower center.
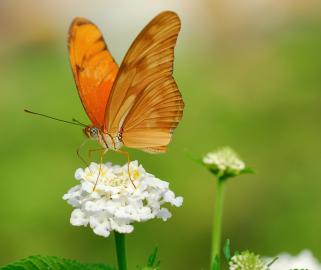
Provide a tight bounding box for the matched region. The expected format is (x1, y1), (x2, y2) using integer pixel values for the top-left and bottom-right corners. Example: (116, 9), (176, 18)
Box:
(133, 169), (140, 180)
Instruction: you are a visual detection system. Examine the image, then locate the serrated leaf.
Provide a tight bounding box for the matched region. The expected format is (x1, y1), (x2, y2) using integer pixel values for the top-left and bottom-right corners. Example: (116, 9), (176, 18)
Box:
(147, 248), (158, 267)
(223, 239), (231, 261)
(0, 255), (116, 270)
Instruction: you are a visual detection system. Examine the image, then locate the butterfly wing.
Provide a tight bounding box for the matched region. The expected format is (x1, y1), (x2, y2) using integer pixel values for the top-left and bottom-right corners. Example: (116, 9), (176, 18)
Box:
(69, 17), (118, 128)
(105, 11), (184, 152)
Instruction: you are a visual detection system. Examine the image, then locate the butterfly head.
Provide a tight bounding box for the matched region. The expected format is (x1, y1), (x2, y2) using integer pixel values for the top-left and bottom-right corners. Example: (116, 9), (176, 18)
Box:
(84, 126), (100, 139)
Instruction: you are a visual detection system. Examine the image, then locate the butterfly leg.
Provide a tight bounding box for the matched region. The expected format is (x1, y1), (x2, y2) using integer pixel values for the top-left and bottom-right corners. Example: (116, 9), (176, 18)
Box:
(116, 149), (136, 188)
(76, 139), (90, 167)
(92, 148), (107, 191)
(88, 148), (106, 160)
(76, 140), (102, 175)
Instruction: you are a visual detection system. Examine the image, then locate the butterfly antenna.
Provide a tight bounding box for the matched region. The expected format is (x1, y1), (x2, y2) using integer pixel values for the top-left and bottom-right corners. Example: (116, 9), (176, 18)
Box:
(24, 109), (86, 127)
(72, 118), (87, 127)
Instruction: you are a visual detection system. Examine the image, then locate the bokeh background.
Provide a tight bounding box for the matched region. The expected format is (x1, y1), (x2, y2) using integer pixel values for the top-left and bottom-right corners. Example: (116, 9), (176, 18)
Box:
(1, 0), (321, 269)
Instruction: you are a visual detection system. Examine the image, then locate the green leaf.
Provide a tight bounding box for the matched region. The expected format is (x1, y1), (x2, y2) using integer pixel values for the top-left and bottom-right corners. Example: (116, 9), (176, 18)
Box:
(0, 255), (116, 270)
(223, 239), (231, 261)
(241, 167), (256, 175)
(141, 248), (160, 270)
(184, 149), (204, 165)
(211, 255), (220, 270)
(147, 248), (158, 267)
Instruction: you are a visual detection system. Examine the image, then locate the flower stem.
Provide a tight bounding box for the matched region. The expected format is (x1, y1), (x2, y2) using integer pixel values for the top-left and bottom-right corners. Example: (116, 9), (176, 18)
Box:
(211, 179), (225, 268)
(114, 232), (127, 270)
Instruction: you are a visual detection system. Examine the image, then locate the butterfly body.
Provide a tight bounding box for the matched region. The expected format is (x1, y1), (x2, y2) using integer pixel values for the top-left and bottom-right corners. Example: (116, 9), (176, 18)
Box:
(69, 11), (184, 154)
(84, 126), (123, 151)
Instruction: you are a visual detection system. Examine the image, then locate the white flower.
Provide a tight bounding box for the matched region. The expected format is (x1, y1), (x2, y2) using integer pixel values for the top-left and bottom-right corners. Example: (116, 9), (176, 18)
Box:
(203, 147), (245, 175)
(268, 250), (321, 270)
(229, 251), (268, 270)
(63, 160), (183, 237)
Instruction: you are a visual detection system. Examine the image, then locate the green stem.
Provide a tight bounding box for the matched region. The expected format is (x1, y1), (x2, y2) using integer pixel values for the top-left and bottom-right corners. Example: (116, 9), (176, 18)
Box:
(211, 179), (225, 268)
(114, 232), (127, 270)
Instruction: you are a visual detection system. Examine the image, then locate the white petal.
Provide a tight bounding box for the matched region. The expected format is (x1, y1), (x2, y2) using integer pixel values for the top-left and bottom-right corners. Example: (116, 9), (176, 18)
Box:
(116, 224), (134, 234)
(164, 190), (175, 202)
(82, 181), (94, 193)
(74, 168), (84, 180)
(93, 225), (110, 237)
(70, 209), (88, 226)
(173, 196), (184, 207)
(84, 201), (100, 212)
(157, 208), (172, 221)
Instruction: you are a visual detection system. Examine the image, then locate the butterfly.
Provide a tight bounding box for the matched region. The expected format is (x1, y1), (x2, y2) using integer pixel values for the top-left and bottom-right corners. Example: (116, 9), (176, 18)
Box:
(68, 11), (184, 155)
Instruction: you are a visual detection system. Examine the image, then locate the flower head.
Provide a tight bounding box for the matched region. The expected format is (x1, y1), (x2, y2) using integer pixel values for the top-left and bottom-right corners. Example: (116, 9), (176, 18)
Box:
(203, 147), (247, 180)
(63, 161), (183, 237)
(229, 251), (268, 270)
(268, 250), (321, 270)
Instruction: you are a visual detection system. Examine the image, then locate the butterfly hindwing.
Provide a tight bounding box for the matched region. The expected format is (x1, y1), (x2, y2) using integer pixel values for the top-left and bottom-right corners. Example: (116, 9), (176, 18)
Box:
(69, 18), (118, 128)
(105, 11), (184, 152)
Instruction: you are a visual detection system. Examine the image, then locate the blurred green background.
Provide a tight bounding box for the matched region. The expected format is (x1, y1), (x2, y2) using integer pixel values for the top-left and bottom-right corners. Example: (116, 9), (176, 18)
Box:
(1, 1), (321, 269)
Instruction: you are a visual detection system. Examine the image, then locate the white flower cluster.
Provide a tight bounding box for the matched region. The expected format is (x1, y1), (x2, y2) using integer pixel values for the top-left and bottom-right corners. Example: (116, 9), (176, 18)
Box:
(269, 250), (321, 270)
(229, 251), (268, 270)
(203, 147), (245, 174)
(63, 161), (183, 237)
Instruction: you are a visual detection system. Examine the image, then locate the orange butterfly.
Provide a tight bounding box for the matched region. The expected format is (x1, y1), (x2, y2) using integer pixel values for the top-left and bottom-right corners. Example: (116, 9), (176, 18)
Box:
(68, 11), (184, 155)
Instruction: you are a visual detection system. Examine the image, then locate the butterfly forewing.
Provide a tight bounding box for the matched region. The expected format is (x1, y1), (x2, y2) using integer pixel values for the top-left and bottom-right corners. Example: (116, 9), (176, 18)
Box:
(105, 11), (184, 152)
(69, 18), (118, 128)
